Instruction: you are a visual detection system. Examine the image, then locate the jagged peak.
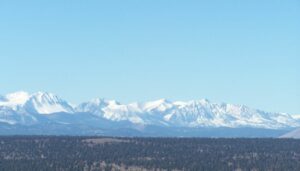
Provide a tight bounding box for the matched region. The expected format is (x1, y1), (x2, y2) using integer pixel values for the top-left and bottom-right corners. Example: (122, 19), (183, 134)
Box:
(31, 91), (62, 101)
(142, 98), (173, 112)
(0, 91), (298, 129)
(1, 91), (65, 106)
(3, 91), (75, 114)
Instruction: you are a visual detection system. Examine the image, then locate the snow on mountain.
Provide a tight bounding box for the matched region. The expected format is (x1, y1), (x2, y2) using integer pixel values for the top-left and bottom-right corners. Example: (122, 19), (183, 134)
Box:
(76, 99), (174, 125)
(24, 92), (74, 114)
(78, 98), (299, 129)
(0, 91), (299, 130)
(291, 114), (300, 120)
(0, 91), (30, 110)
(0, 106), (38, 125)
(142, 99), (174, 112)
(77, 98), (148, 124)
(0, 91), (74, 115)
(76, 98), (114, 116)
(162, 101), (298, 129)
(102, 101), (145, 124)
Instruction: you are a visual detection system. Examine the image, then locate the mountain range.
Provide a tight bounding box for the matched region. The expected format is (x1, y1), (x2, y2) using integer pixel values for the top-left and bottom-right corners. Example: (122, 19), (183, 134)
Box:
(0, 91), (299, 137)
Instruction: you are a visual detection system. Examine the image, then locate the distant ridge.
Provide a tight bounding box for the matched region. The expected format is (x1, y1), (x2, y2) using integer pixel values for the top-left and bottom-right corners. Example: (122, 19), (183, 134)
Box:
(0, 91), (298, 137)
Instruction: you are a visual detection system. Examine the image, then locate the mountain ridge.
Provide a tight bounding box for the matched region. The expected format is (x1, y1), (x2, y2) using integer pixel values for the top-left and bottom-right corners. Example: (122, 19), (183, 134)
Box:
(0, 91), (299, 137)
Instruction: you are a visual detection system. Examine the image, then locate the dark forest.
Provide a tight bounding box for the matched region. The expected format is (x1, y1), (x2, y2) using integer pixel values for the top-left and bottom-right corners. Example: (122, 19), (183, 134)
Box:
(0, 136), (300, 171)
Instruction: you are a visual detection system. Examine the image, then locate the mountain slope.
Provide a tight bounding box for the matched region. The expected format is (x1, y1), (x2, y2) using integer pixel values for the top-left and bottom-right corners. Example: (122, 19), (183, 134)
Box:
(76, 98), (299, 129)
(24, 92), (74, 114)
(280, 128), (300, 138)
(0, 91), (299, 136)
(0, 91), (74, 114)
(291, 114), (300, 120)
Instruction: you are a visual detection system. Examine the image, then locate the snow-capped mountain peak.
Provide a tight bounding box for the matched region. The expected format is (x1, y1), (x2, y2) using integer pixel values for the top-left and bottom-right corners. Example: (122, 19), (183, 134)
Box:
(76, 98), (116, 116)
(0, 91), (299, 131)
(24, 92), (74, 114)
(143, 99), (173, 112)
(32, 92), (61, 103)
(0, 91), (75, 114)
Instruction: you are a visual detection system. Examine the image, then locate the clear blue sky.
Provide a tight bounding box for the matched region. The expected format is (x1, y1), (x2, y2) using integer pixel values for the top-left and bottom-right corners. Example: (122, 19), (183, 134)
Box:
(0, 0), (299, 114)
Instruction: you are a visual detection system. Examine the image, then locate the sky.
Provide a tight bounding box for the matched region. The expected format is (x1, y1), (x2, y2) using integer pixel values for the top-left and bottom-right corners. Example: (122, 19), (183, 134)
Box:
(0, 0), (299, 114)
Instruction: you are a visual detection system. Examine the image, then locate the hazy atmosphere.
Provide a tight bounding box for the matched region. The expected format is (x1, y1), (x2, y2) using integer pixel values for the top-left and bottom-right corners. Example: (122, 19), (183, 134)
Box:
(0, 0), (299, 114)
